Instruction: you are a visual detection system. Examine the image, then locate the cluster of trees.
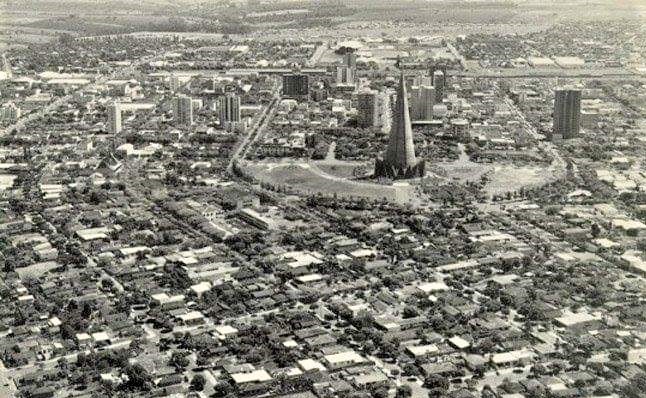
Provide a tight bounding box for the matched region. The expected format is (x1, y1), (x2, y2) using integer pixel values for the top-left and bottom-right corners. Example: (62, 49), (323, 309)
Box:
(330, 128), (385, 161)
(156, 262), (192, 290)
(420, 180), (487, 206)
(10, 34), (177, 72)
(58, 299), (94, 340)
(305, 133), (330, 160)
(41, 15), (254, 36)
(1, 344), (27, 368)
(200, 282), (252, 318)
(66, 349), (153, 392)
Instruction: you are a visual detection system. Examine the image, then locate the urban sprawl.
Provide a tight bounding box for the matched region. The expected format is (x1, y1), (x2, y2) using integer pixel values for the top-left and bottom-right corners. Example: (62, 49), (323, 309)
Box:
(1, 2), (646, 398)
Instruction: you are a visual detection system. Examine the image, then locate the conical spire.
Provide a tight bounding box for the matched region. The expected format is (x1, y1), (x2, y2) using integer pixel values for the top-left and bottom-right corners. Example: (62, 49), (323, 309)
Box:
(385, 73), (417, 169)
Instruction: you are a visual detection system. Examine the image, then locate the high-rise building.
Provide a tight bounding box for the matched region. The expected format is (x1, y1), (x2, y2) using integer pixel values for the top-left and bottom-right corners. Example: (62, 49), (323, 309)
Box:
(343, 52), (357, 69)
(357, 91), (379, 128)
(411, 85), (435, 121)
(219, 94), (241, 131)
(173, 95), (194, 126)
(169, 75), (181, 92)
(107, 102), (121, 134)
(553, 88), (581, 140)
(282, 73), (309, 98)
(378, 91), (392, 135)
(374, 74), (425, 179)
(336, 65), (355, 86)
(410, 86), (421, 120)
(420, 85), (435, 120)
(0, 102), (21, 124)
(433, 70), (445, 100)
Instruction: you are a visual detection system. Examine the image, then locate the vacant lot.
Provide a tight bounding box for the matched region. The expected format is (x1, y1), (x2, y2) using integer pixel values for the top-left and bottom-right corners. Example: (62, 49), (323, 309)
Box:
(485, 165), (554, 196)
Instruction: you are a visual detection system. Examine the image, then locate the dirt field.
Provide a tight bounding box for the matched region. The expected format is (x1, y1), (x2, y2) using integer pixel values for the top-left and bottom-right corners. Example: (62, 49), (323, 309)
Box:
(484, 164), (555, 196)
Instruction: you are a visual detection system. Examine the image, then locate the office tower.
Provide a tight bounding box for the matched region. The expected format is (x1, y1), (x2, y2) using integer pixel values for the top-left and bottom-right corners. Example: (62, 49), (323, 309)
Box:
(107, 102), (121, 134)
(169, 75), (181, 92)
(553, 88), (581, 140)
(336, 65), (355, 86)
(357, 91), (379, 128)
(417, 85), (435, 120)
(410, 86), (421, 120)
(173, 95), (194, 126)
(219, 94), (241, 131)
(378, 91), (392, 135)
(411, 85), (435, 121)
(343, 52), (357, 68)
(282, 73), (309, 98)
(0, 102), (21, 124)
(433, 70), (445, 100)
(374, 74), (425, 179)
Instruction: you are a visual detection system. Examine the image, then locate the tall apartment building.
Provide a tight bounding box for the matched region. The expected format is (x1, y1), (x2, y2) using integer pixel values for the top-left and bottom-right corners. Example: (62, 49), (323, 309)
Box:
(282, 73), (309, 98)
(169, 75), (181, 92)
(357, 91), (379, 127)
(336, 66), (355, 86)
(343, 52), (357, 68)
(411, 85), (435, 121)
(432, 70), (446, 100)
(219, 94), (241, 132)
(107, 102), (121, 134)
(0, 102), (21, 124)
(173, 95), (194, 126)
(553, 88), (581, 140)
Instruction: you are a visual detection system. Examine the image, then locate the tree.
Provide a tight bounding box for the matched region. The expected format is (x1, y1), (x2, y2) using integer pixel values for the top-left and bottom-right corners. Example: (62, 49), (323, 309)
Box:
(370, 385), (389, 398)
(425, 374), (449, 391)
(591, 223), (601, 238)
(58, 33), (75, 45)
(169, 351), (190, 370)
(212, 382), (233, 397)
(81, 302), (93, 318)
(396, 385), (412, 398)
(402, 305), (419, 318)
(402, 363), (418, 376)
(190, 374), (206, 391)
(352, 310), (374, 329)
(123, 363), (152, 391)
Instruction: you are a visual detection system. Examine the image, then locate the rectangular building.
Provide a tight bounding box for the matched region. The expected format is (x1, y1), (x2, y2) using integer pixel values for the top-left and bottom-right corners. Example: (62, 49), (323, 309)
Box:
(107, 102), (121, 134)
(282, 73), (309, 98)
(553, 88), (581, 139)
(357, 91), (379, 127)
(218, 94), (241, 132)
(432, 70), (445, 100)
(336, 66), (355, 86)
(411, 85), (435, 121)
(173, 95), (194, 126)
(0, 102), (21, 124)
